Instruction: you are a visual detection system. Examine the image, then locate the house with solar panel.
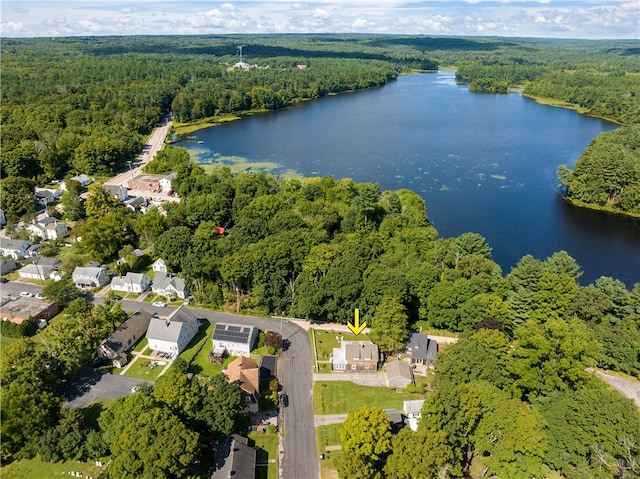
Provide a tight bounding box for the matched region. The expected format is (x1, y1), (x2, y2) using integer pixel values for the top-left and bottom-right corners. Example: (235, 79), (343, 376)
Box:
(212, 323), (259, 357)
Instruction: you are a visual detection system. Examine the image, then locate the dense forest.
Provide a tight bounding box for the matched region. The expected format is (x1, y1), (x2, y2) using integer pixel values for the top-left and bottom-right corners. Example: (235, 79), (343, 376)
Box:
(558, 124), (640, 216)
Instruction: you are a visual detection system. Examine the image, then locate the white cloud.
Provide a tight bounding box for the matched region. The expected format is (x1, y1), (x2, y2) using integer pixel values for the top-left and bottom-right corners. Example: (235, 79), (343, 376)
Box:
(0, 0), (637, 38)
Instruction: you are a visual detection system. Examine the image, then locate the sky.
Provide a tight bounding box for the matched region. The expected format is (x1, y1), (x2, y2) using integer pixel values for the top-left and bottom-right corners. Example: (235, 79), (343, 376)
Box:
(1, 0), (639, 40)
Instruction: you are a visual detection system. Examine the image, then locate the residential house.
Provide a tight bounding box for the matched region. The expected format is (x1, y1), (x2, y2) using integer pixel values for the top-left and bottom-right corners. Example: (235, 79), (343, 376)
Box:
(111, 272), (151, 294)
(332, 340), (380, 372)
(18, 264), (58, 282)
(145, 305), (200, 357)
(159, 172), (177, 193)
(211, 435), (257, 479)
(0, 296), (58, 326)
(151, 272), (188, 299)
(116, 248), (145, 266)
(26, 217), (69, 241)
(124, 196), (148, 212)
(34, 188), (62, 207)
(0, 238), (32, 259)
(104, 184), (129, 202)
(385, 360), (414, 388)
(405, 333), (438, 368)
(212, 323), (258, 357)
(72, 266), (110, 289)
(0, 259), (18, 275)
(152, 259), (167, 273)
(224, 356), (260, 413)
(97, 309), (152, 368)
(403, 399), (426, 432)
(61, 174), (91, 190)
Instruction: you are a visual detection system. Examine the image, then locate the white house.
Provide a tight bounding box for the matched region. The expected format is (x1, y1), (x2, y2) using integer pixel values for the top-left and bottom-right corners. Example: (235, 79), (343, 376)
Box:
(403, 400), (425, 432)
(152, 259), (167, 273)
(332, 341), (380, 372)
(72, 266), (110, 289)
(111, 272), (151, 294)
(212, 323), (258, 357)
(104, 184), (129, 202)
(151, 272), (188, 299)
(0, 238), (32, 259)
(18, 264), (58, 282)
(34, 188), (62, 207)
(61, 174), (91, 190)
(146, 305), (199, 357)
(26, 217), (69, 241)
(159, 172), (177, 193)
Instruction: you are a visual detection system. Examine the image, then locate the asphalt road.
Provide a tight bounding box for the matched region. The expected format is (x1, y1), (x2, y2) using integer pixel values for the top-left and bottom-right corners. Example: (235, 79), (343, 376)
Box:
(115, 302), (320, 479)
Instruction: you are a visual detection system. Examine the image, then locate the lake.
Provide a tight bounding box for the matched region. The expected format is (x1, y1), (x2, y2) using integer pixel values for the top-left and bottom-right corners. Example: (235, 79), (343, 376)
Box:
(176, 71), (640, 288)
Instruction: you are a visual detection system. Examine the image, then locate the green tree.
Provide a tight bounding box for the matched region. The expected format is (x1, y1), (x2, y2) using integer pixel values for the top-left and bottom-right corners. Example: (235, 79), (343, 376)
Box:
(369, 297), (409, 355)
(340, 406), (392, 462)
(42, 277), (79, 308)
(154, 226), (193, 272)
(0, 176), (36, 222)
(108, 406), (199, 479)
(196, 374), (245, 437)
(78, 211), (134, 263)
(385, 429), (460, 479)
(84, 183), (121, 218)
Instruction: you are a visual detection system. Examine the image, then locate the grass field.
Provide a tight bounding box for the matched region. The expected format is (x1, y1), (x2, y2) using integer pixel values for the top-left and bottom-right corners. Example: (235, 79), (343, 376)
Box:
(314, 381), (422, 415)
(316, 424), (343, 479)
(312, 330), (364, 360)
(0, 334), (18, 351)
(122, 355), (167, 381)
(0, 457), (104, 479)
(249, 431), (279, 479)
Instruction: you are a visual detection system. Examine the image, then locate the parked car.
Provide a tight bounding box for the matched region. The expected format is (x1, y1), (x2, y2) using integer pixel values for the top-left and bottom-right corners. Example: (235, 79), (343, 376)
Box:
(0, 278), (8, 283)
(152, 301), (166, 308)
(280, 394), (289, 407)
(19, 291), (33, 297)
(35, 293), (44, 299)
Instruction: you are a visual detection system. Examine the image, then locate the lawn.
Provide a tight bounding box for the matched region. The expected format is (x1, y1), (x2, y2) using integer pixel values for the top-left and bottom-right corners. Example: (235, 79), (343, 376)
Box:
(313, 381), (422, 415)
(249, 431), (279, 479)
(0, 334), (18, 351)
(122, 355), (167, 381)
(132, 336), (148, 353)
(312, 330), (364, 361)
(316, 423), (343, 479)
(0, 457), (104, 479)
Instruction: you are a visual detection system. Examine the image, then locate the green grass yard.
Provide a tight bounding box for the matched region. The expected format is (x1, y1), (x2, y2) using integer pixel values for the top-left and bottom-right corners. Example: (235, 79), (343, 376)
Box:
(313, 381), (422, 415)
(316, 423), (343, 479)
(122, 355), (167, 381)
(0, 334), (18, 351)
(0, 457), (104, 479)
(249, 431), (279, 479)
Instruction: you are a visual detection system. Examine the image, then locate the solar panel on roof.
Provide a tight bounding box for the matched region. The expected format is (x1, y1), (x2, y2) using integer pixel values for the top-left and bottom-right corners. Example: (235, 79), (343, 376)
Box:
(213, 323), (252, 343)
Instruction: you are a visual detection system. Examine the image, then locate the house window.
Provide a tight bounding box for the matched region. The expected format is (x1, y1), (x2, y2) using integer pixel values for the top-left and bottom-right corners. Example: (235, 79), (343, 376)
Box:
(351, 364), (356, 370)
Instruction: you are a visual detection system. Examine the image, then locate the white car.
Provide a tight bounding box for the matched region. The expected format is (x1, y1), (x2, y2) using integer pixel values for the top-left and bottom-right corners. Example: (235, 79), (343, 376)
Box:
(20, 291), (34, 297)
(35, 293), (44, 299)
(152, 301), (166, 308)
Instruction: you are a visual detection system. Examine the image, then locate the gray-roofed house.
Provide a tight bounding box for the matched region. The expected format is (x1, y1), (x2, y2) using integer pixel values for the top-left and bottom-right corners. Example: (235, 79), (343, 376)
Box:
(152, 258), (167, 273)
(72, 266), (110, 289)
(212, 323), (258, 357)
(405, 333), (438, 367)
(151, 272), (188, 299)
(146, 305), (200, 357)
(111, 272), (151, 294)
(104, 184), (129, 202)
(0, 238), (32, 259)
(97, 309), (152, 368)
(18, 263), (57, 282)
(386, 359), (414, 388)
(211, 435), (256, 479)
(332, 340), (380, 372)
(0, 259), (18, 275)
(403, 399), (426, 431)
(61, 174), (92, 189)
(26, 217), (69, 240)
(34, 188), (62, 207)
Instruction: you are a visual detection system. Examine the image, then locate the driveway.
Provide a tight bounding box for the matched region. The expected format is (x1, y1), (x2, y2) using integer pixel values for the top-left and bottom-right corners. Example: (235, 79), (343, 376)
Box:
(313, 371), (387, 387)
(63, 367), (152, 408)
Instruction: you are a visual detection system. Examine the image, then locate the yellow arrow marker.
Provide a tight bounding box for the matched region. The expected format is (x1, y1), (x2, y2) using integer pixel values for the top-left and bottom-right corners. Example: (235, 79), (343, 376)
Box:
(347, 308), (367, 335)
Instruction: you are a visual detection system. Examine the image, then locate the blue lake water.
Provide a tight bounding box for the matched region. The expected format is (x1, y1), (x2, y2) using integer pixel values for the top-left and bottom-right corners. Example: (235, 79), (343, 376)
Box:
(176, 71), (640, 288)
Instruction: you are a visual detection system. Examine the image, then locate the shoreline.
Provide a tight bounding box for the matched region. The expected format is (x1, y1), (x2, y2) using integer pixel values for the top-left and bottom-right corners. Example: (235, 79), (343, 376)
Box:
(562, 196), (640, 221)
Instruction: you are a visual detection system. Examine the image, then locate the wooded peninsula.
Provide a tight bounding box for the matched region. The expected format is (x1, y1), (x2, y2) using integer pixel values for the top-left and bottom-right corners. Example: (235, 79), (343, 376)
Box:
(1, 35), (639, 479)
